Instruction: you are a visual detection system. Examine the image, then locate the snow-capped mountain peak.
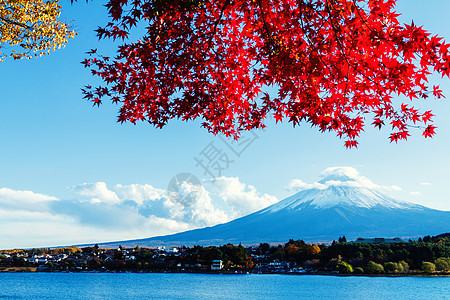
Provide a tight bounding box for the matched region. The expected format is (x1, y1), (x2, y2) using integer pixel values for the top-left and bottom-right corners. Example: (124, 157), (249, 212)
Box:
(266, 167), (416, 212)
(265, 186), (415, 212)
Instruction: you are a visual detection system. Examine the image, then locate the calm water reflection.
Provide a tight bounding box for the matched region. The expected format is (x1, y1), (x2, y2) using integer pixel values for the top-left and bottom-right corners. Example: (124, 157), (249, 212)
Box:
(0, 273), (448, 299)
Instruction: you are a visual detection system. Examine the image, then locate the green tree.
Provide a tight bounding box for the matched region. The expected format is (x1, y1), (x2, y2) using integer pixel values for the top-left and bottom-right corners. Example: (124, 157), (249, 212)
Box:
(423, 236), (432, 243)
(284, 242), (301, 261)
(336, 261), (353, 274)
(258, 243), (270, 255)
(45, 261), (53, 269)
(365, 261), (384, 274)
(201, 247), (223, 264)
(338, 236), (347, 243)
(93, 244), (100, 255)
(421, 262), (436, 273)
(384, 262), (398, 274)
(434, 257), (450, 271)
(398, 261), (409, 273)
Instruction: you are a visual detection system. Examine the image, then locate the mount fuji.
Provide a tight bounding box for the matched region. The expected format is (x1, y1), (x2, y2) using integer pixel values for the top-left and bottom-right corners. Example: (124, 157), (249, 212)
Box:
(98, 167), (450, 247)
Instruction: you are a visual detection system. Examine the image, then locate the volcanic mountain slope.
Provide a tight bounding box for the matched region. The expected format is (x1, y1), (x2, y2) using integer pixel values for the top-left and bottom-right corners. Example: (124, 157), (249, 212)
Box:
(97, 168), (450, 248)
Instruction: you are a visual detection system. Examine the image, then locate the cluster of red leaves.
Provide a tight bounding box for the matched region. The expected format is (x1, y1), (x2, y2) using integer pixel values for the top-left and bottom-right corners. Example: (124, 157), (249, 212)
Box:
(81, 0), (450, 147)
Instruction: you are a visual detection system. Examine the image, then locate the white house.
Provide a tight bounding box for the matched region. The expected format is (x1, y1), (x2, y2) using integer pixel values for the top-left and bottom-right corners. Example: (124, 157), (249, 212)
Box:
(211, 260), (223, 270)
(165, 247), (179, 254)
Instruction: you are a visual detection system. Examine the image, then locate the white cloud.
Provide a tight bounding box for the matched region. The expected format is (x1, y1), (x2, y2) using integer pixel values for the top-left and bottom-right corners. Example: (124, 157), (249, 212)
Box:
(386, 185), (402, 192)
(72, 182), (120, 204)
(114, 183), (166, 205)
(206, 176), (279, 217)
(320, 166), (360, 180)
(0, 208), (86, 248)
(286, 179), (325, 191)
(0, 187), (58, 203)
(410, 191), (422, 196)
(68, 177), (278, 229)
(70, 181), (229, 228)
(0, 207), (191, 249)
(288, 167), (402, 193)
(163, 181), (229, 227)
(420, 182), (432, 186)
(0, 187), (58, 211)
(0, 177), (279, 248)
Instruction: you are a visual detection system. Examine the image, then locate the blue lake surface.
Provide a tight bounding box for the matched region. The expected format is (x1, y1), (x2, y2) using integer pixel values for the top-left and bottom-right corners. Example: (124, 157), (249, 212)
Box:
(0, 273), (448, 299)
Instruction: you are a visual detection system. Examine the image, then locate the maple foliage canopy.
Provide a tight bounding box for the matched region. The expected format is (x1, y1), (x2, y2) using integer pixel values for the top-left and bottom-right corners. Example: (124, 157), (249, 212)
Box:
(0, 0), (76, 61)
(80, 0), (450, 147)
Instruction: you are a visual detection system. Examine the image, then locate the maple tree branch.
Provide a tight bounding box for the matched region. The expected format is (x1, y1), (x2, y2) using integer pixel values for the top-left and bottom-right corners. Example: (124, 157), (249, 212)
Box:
(406, 124), (426, 129)
(325, 1), (354, 68)
(298, 1), (354, 107)
(255, 0), (276, 53)
(351, 0), (429, 73)
(324, 0), (383, 98)
(183, 1), (230, 100)
(0, 15), (33, 29)
(206, 0), (229, 52)
(161, 1), (228, 64)
(352, 0), (380, 37)
(351, 1), (395, 45)
(298, 1), (335, 74)
(298, 2), (324, 56)
(343, 63), (350, 100)
(351, 0), (403, 57)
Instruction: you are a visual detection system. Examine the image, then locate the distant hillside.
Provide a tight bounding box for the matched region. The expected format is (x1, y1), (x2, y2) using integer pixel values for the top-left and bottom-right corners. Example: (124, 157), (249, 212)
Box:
(432, 232), (450, 241)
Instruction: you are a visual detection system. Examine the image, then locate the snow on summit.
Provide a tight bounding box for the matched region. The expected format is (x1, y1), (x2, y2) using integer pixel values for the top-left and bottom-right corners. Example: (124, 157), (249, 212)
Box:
(270, 167), (416, 212)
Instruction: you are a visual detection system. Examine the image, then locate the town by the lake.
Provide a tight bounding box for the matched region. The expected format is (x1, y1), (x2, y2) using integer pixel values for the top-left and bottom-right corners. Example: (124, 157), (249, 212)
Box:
(2, 234), (449, 276)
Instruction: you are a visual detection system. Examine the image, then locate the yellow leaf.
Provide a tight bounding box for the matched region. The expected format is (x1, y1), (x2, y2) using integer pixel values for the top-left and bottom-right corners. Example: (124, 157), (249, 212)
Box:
(0, 0), (76, 60)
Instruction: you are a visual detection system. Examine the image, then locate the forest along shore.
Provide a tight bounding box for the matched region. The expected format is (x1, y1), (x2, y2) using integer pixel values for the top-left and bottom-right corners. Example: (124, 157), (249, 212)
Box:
(1, 234), (450, 276)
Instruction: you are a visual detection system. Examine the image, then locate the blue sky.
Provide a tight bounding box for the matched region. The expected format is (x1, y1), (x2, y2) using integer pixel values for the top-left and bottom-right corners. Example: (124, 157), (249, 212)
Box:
(0, 0), (449, 248)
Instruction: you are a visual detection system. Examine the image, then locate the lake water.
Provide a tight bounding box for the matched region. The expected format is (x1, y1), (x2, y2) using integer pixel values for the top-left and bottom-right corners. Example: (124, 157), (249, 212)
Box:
(0, 273), (448, 299)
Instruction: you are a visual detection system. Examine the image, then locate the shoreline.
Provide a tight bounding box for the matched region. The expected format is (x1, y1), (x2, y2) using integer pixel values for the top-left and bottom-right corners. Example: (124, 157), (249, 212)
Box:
(1, 267), (449, 277)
